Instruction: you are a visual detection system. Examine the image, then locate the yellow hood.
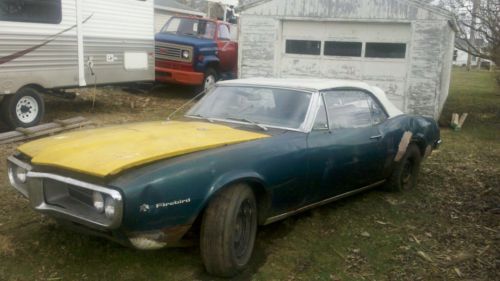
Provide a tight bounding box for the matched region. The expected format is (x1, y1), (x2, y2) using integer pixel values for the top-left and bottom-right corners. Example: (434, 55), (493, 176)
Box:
(18, 121), (269, 177)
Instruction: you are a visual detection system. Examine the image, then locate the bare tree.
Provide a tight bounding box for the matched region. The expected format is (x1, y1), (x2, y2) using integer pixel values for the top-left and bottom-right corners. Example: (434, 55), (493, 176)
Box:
(448, 0), (499, 71)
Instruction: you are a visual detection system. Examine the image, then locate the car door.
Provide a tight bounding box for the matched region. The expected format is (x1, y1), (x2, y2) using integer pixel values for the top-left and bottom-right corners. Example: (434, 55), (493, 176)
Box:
(216, 24), (237, 73)
(306, 89), (389, 202)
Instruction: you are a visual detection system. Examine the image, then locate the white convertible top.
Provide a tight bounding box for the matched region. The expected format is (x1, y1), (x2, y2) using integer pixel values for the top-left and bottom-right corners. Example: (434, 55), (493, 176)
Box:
(217, 78), (403, 118)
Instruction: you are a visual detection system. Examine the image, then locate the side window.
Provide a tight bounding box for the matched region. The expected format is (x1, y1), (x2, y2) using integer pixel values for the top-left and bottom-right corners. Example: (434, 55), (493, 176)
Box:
(285, 40), (321, 55)
(218, 24), (231, 40)
(322, 90), (384, 129)
(313, 97), (328, 130)
(367, 96), (388, 124)
(0, 0), (62, 24)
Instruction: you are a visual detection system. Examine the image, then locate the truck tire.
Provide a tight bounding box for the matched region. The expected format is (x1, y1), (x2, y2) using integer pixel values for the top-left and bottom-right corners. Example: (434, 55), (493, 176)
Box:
(1, 87), (45, 129)
(200, 183), (257, 277)
(385, 143), (422, 192)
(202, 68), (218, 92)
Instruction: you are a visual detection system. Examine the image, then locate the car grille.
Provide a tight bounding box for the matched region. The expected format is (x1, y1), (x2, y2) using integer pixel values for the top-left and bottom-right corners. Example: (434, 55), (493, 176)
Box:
(155, 41), (193, 63)
(44, 178), (94, 212)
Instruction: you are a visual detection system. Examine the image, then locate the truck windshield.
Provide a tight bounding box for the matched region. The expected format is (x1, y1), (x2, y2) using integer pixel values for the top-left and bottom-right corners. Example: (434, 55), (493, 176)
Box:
(187, 86), (313, 130)
(161, 17), (216, 39)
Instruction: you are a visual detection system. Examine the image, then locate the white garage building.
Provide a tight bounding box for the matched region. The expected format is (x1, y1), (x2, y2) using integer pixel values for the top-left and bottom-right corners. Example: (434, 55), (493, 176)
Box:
(237, 0), (456, 118)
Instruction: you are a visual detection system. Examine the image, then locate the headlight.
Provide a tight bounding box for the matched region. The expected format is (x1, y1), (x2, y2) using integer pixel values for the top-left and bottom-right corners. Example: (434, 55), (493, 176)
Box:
(104, 197), (116, 219)
(15, 166), (27, 183)
(181, 50), (190, 59)
(92, 191), (104, 213)
(7, 157), (32, 198)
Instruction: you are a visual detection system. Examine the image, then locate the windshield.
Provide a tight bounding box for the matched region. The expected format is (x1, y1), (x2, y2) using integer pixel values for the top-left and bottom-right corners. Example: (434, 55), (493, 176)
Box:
(161, 17), (216, 39)
(187, 86), (312, 130)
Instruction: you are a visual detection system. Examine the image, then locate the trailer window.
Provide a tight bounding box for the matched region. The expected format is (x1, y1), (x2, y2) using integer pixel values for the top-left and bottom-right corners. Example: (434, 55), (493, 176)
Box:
(365, 43), (406, 59)
(324, 41), (362, 57)
(0, 0), (62, 24)
(285, 40), (321, 55)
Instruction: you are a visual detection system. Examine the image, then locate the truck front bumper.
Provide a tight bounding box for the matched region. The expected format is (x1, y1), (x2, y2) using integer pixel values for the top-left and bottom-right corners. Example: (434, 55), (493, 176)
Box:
(155, 66), (204, 85)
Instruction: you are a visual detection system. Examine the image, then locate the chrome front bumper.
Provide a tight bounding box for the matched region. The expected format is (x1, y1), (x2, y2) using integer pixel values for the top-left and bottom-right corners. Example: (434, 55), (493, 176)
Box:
(7, 156), (123, 231)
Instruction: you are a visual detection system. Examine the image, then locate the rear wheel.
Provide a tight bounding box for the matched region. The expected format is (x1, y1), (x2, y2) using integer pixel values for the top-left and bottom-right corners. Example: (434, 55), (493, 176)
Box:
(385, 144), (422, 192)
(200, 183), (257, 277)
(1, 87), (45, 129)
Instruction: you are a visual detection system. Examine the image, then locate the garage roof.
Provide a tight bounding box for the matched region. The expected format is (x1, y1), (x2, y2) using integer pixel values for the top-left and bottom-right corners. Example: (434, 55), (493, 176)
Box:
(238, 0), (453, 20)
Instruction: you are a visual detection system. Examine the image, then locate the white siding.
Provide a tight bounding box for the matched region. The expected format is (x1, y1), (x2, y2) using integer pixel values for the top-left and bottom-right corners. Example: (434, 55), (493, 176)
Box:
(83, 0), (154, 40)
(0, 0), (155, 94)
(82, 0), (155, 84)
(0, 0), (78, 93)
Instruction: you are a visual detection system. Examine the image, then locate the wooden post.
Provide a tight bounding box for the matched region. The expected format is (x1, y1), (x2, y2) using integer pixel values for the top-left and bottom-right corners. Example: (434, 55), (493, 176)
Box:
(458, 113), (468, 128)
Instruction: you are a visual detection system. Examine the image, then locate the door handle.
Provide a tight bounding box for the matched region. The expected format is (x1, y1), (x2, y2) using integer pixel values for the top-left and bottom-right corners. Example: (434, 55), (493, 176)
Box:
(370, 135), (383, 140)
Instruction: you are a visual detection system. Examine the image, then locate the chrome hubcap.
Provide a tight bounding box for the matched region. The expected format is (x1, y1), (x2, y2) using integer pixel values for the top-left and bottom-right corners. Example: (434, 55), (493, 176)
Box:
(15, 96), (39, 123)
(204, 75), (216, 91)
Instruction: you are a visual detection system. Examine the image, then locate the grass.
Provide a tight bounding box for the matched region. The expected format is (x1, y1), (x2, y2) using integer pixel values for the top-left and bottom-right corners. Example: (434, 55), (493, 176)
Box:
(0, 69), (498, 280)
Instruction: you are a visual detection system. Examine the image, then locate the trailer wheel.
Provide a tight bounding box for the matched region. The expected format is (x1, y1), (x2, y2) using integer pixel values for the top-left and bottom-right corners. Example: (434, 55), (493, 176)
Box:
(1, 87), (45, 129)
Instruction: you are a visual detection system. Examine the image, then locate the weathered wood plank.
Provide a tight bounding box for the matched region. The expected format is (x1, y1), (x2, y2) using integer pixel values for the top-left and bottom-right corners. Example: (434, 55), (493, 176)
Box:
(0, 131), (23, 141)
(16, 123), (60, 135)
(0, 117), (93, 145)
(53, 116), (87, 126)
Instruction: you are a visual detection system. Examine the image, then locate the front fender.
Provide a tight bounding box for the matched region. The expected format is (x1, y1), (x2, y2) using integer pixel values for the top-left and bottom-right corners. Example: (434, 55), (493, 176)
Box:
(195, 56), (219, 72)
(201, 170), (267, 206)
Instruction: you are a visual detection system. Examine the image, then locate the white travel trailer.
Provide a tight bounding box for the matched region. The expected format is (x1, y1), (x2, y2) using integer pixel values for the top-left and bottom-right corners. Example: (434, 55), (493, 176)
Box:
(0, 0), (155, 129)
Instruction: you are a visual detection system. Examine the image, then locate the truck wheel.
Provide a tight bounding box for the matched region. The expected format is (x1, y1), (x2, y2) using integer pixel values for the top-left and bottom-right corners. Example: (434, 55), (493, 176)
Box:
(200, 183), (257, 277)
(385, 144), (422, 192)
(1, 87), (45, 129)
(202, 68), (218, 92)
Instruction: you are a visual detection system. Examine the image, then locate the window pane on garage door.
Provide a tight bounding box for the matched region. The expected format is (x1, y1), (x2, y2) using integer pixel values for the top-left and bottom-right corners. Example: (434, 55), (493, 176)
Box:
(285, 40), (321, 55)
(324, 41), (362, 57)
(365, 43), (406, 59)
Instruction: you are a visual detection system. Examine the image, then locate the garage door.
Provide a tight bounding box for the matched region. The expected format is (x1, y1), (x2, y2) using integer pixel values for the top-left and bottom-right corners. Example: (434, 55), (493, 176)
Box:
(280, 21), (411, 110)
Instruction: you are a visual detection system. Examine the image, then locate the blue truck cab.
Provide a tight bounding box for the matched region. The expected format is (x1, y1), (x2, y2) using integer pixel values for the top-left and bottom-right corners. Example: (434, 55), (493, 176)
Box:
(155, 16), (238, 90)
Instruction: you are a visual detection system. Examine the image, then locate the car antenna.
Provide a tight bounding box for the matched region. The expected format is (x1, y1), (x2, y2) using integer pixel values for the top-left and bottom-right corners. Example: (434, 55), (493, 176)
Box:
(166, 88), (209, 121)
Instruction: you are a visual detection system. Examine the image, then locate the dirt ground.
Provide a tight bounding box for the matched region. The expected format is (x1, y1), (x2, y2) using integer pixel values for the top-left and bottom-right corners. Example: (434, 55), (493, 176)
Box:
(0, 71), (498, 281)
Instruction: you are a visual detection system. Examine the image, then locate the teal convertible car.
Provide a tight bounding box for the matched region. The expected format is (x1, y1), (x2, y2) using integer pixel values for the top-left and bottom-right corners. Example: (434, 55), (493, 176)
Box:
(7, 78), (440, 277)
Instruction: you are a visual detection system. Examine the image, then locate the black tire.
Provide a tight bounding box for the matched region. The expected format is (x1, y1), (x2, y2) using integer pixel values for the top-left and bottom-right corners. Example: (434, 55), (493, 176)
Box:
(385, 144), (422, 192)
(1, 87), (45, 129)
(200, 183), (257, 277)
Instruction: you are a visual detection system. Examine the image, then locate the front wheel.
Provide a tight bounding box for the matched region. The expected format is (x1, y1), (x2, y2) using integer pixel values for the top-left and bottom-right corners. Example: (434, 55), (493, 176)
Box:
(1, 87), (45, 129)
(201, 68), (218, 92)
(200, 183), (257, 277)
(385, 143), (422, 192)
